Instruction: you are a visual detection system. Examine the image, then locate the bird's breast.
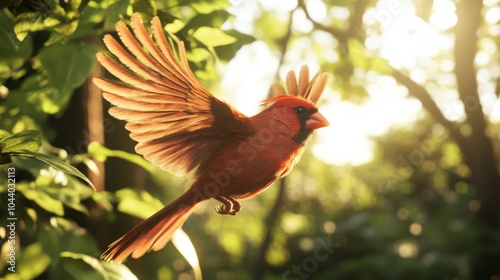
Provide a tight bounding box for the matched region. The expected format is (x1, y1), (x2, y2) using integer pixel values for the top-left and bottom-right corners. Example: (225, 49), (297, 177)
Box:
(195, 131), (304, 199)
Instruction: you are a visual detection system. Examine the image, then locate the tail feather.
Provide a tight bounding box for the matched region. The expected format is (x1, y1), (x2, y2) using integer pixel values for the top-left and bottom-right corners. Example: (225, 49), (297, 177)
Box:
(102, 190), (204, 262)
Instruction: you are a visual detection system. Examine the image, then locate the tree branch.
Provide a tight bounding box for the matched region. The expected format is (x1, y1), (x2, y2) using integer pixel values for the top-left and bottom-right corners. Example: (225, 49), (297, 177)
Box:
(274, 4), (297, 81)
(298, 0), (347, 42)
(454, 0), (485, 132)
(347, 0), (369, 39)
(298, 0), (369, 60)
(391, 69), (464, 143)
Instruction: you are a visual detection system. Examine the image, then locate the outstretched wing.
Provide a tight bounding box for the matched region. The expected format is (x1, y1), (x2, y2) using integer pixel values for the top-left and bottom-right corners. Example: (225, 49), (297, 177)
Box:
(94, 13), (254, 176)
(270, 66), (329, 105)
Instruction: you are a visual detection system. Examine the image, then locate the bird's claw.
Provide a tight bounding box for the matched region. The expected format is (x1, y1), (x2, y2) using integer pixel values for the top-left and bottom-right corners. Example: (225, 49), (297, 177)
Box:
(215, 204), (239, 215)
(216, 204), (230, 215)
(215, 196), (241, 215)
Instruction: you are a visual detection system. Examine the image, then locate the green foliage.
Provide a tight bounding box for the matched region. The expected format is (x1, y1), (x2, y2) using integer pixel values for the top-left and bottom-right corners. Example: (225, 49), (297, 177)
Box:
(39, 42), (96, 94)
(0, 130), (40, 154)
(88, 141), (154, 173)
(59, 252), (137, 280)
(0, 130), (94, 188)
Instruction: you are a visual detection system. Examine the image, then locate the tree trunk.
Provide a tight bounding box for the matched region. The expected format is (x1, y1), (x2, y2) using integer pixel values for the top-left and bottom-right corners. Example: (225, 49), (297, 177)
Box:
(454, 0), (500, 227)
(454, 1), (500, 278)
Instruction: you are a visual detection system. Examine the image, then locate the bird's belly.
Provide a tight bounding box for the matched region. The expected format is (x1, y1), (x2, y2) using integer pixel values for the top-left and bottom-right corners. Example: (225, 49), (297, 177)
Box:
(195, 139), (302, 200)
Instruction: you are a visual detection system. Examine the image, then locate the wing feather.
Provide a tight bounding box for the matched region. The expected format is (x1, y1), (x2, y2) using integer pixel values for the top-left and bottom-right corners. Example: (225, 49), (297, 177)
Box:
(94, 13), (254, 176)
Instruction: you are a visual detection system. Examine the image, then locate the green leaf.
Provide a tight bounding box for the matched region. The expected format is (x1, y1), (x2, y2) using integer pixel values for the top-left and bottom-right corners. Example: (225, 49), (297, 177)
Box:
(38, 217), (100, 259)
(11, 73), (74, 116)
(13, 12), (43, 41)
(0, 130), (41, 153)
(179, 10), (230, 35)
(102, 0), (131, 31)
(115, 188), (163, 219)
(191, 0), (231, 13)
(167, 0), (230, 13)
(61, 252), (106, 280)
(88, 141), (154, 173)
(38, 0), (81, 38)
(193, 27), (237, 47)
(214, 29), (256, 62)
(131, 0), (156, 21)
(99, 261), (139, 280)
(56, 178), (93, 215)
(156, 10), (179, 26)
(8, 150), (95, 189)
(18, 182), (65, 216)
(0, 10), (33, 80)
(0, 130), (11, 139)
(39, 42), (96, 93)
(60, 252), (138, 280)
(3, 243), (51, 280)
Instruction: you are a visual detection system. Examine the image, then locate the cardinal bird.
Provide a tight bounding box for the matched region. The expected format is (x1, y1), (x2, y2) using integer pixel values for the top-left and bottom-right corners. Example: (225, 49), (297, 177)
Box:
(94, 13), (330, 262)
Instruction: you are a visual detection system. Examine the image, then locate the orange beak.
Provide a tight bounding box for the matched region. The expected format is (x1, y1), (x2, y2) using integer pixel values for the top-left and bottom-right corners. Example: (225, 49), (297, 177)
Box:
(305, 111), (330, 130)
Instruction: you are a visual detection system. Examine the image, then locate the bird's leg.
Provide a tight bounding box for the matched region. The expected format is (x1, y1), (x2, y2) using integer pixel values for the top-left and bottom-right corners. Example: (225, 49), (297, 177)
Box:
(214, 196), (241, 215)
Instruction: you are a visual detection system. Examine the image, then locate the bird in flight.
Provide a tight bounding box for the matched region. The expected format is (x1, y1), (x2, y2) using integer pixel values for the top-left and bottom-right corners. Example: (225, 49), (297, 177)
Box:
(94, 13), (330, 263)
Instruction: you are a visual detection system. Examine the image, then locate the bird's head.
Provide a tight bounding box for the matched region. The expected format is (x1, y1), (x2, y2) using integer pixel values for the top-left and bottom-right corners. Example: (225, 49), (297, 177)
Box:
(260, 96), (329, 145)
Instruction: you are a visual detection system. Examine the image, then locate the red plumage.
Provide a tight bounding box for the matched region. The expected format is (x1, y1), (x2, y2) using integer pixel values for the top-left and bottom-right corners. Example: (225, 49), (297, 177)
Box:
(94, 13), (330, 262)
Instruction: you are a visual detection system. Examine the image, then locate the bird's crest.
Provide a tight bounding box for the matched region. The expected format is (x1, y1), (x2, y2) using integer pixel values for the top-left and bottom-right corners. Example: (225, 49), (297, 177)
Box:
(269, 66), (329, 105)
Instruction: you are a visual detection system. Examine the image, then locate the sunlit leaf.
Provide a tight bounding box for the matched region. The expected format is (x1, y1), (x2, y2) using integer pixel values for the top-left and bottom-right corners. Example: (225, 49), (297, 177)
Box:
(39, 42), (96, 93)
(0, 10), (33, 80)
(60, 252), (138, 280)
(13, 12), (42, 41)
(180, 10), (230, 34)
(42, 0), (81, 37)
(0, 130), (41, 153)
(102, 0), (131, 31)
(88, 141), (154, 173)
(193, 27), (236, 48)
(3, 243), (51, 280)
(115, 188), (163, 219)
(55, 176), (93, 215)
(38, 217), (101, 259)
(172, 230), (202, 280)
(167, 0), (230, 13)
(100, 260), (139, 280)
(130, 0), (156, 21)
(214, 29), (255, 62)
(8, 150), (95, 189)
(60, 252), (106, 280)
(18, 183), (65, 216)
(191, 0), (231, 13)
(156, 10), (179, 26)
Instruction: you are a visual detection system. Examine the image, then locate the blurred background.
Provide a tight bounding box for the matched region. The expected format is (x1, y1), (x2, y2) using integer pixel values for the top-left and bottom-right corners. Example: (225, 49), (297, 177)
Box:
(1, 0), (500, 279)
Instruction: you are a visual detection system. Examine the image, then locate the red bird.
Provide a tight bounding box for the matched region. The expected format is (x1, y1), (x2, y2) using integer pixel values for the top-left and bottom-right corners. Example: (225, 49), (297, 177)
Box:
(94, 13), (330, 262)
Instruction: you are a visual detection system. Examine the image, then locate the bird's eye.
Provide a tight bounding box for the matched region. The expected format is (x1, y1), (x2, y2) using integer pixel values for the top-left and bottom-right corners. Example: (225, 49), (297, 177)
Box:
(295, 106), (306, 115)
